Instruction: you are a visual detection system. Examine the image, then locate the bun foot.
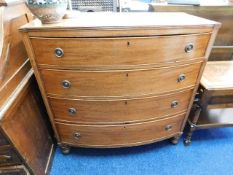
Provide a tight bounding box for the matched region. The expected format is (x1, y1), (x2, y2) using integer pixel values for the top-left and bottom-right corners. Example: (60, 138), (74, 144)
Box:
(170, 134), (181, 145)
(60, 144), (71, 155)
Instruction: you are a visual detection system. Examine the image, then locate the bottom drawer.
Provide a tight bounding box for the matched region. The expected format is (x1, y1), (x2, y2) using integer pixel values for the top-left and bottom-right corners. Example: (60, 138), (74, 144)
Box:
(0, 146), (21, 167)
(56, 113), (185, 147)
(0, 165), (29, 175)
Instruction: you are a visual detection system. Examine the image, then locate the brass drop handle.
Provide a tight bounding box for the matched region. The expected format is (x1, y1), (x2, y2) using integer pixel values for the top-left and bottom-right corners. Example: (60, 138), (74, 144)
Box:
(68, 108), (77, 116)
(73, 132), (81, 140)
(62, 80), (71, 88)
(0, 155), (12, 161)
(55, 48), (64, 58)
(177, 74), (186, 82)
(185, 43), (194, 53)
(171, 101), (179, 108)
(165, 125), (173, 131)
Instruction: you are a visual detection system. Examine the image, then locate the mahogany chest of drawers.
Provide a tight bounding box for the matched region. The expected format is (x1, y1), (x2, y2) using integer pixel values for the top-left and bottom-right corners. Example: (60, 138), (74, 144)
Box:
(20, 12), (220, 154)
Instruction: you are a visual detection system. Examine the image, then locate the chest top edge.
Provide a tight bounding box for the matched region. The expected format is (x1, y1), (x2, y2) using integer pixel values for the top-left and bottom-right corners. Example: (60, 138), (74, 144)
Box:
(19, 12), (221, 33)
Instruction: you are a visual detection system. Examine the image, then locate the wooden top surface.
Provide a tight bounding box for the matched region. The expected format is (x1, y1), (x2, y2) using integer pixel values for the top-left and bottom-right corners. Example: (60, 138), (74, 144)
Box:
(0, 0), (25, 6)
(201, 61), (233, 91)
(20, 12), (220, 31)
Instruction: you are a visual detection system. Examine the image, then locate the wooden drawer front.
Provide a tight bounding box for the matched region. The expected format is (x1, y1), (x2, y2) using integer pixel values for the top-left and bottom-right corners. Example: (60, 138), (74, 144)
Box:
(0, 132), (9, 146)
(31, 34), (210, 67)
(0, 166), (29, 175)
(49, 89), (193, 124)
(0, 146), (21, 167)
(56, 113), (184, 147)
(41, 62), (202, 97)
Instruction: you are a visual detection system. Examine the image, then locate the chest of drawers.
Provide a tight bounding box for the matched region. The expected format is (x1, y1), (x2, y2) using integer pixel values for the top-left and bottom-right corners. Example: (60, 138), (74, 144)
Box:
(20, 12), (220, 153)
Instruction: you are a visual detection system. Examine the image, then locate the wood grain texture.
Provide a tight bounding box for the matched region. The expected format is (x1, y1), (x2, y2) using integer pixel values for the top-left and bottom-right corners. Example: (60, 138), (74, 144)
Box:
(180, 25), (220, 131)
(184, 61), (233, 144)
(1, 74), (54, 175)
(0, 60), (31, 108)
(21, 32), (61, 142)
(20, 13), (220, 38)
(0, 3), (32, 86)
(0, 1), (33, 107)
(185, 21), (229, 139)
(209, 47), (233, 61)
(56, 113), (185, 148)
(208, 95), (233, 108)
(20, 13), (219, 149)
(0, 0), (27, 7)
(49, 89), (193, 124)
(201, 61), (233, 91)
(20, 12), (220, 31)
(0, 165), (29, 175)
(0, 145), (21, 167)
(0, 2), (54, 174)
(149, 5), (233, 61)
(41, 62), (202, 98)
(198, 108), (233, 128)
(27, 27), (214, 38)
(149, 5), (229, 46)
(31, 33), (210, 68)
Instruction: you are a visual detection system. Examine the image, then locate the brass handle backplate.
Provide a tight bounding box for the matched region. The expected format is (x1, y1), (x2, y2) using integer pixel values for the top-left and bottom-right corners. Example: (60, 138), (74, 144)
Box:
(165, 125), (173, 131)
(62, 80), (71, 88)
(185, 43), (194, 53)
(178, 74), (186, 82)
(55, 48), (64, 58)
(73, 132), (81, 140)
(68, 108), (77, 116)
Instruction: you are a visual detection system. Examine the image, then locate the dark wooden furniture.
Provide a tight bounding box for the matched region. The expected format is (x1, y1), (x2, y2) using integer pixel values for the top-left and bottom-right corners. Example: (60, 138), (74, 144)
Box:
(20, 12), (219, 154)
(148, 5), (233, 61)
(0, 0), (54, 174)
(184, 61), (233, 145)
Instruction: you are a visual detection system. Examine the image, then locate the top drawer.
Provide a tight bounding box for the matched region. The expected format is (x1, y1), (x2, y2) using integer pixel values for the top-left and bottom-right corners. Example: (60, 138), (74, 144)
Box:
(31, 33), (210, 68)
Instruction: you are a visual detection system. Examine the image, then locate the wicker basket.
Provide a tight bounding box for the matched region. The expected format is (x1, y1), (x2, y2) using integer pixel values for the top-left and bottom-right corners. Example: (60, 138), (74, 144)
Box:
(71, 0), (118, 12)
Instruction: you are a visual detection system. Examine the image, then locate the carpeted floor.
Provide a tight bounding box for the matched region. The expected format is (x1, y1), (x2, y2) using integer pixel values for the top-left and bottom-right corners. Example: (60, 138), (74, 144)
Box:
(50, 127), (233, 175)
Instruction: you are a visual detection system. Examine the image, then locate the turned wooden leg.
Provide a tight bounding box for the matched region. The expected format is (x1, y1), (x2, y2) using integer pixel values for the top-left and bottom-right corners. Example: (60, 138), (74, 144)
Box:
(184, 123), (195, 146)
(184, 104), (201, 146)
(170, 134), (182, 145)
(60, 144), (71, 155)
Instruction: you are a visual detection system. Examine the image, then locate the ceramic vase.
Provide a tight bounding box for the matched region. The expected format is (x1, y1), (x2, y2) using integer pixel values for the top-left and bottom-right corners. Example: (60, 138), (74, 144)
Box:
(27, 0), (68, 24)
